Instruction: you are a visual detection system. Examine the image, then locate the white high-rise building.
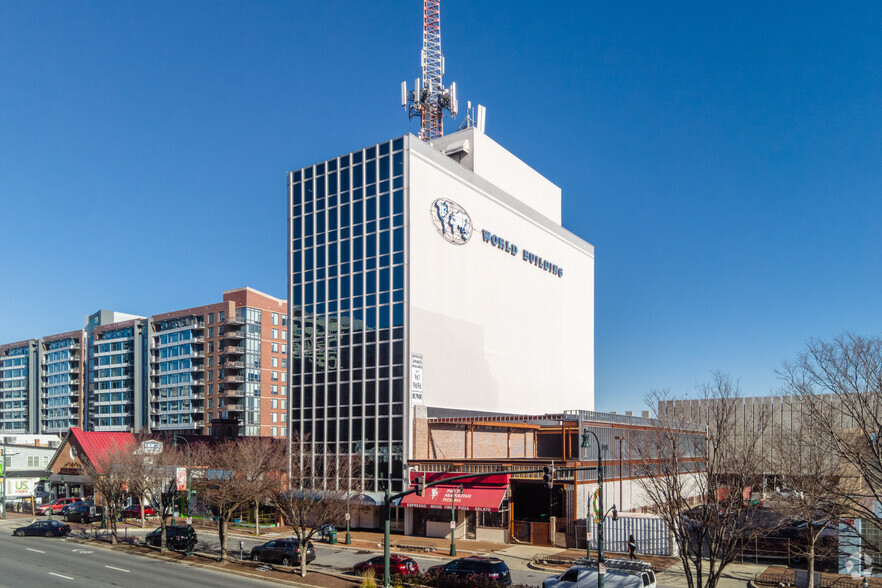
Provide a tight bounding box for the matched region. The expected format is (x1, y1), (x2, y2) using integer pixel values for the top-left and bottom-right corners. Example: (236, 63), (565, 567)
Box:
(287, 127), (595, 496)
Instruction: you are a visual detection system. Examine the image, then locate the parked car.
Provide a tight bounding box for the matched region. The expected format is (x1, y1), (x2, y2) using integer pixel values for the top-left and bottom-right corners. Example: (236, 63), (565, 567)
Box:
(122, 504), (156, 518)
(13, 520), (71, 537)
(354, 554), (420, 576)
(428, 556), (512, 586)
(543, 560), (656, 588)
(249, 539), (316, 566)
(40, 497), (83, 516)
(65, 503), (105, 524)
(145, 525), (197, 551)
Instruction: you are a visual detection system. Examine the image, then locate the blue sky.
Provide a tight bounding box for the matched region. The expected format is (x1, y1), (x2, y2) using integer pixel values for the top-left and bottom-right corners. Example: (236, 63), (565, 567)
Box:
(2, 1), (881, 413)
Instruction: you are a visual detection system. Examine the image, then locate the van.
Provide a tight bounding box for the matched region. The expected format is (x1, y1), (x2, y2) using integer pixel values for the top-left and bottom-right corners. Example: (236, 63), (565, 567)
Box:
(542, 558), (657, 588)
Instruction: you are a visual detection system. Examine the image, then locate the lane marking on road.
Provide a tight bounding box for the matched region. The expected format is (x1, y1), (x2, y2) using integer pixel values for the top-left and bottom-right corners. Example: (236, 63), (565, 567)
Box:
(49, 572), (74, 580)
(26, 547), (46, 553)
(104, 566), (130, 573)
(71, 549), (93, 554)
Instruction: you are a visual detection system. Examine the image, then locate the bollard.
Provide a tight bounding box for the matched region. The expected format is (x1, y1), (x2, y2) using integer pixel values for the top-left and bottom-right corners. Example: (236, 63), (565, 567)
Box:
(239, 540), (244, 560)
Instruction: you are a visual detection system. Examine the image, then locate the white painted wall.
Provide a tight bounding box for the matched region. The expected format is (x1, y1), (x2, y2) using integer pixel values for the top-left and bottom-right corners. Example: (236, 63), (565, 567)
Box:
(407, 137), (594, 417)
(431, 128), (562, 223)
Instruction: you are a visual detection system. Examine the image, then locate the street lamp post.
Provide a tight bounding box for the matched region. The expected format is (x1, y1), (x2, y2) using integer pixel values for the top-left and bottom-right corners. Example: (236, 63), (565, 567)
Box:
(449, 484), (463, 556)
(172, 435), (192, 556)
(582, 429), (606, 588)
(615, 435), (625, 513)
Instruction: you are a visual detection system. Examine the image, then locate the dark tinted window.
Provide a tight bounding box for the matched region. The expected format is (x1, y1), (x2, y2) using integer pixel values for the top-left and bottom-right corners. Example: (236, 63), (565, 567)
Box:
(490, 561), (508, 572)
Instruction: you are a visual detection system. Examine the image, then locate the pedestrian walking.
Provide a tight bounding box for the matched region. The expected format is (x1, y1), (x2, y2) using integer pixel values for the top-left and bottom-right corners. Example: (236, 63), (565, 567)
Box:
(627, 534), (637, 559)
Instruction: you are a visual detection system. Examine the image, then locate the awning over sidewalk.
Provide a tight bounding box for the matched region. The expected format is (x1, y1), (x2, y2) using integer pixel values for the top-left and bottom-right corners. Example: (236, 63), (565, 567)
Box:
(400, 486), (507, 512)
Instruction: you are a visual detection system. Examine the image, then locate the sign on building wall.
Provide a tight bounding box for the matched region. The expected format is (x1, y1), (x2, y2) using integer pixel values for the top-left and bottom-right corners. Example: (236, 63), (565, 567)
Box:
(411, 353), (423, 405)
(6, 478), (36, 497)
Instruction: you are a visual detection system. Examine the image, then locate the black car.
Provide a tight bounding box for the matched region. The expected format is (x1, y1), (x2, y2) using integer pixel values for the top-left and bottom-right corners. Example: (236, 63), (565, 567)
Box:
(65, 503), (105, 524)
(13, 520), (71, 537)
(145, 525), (197, 550)
(249, 539), (316, 566)
(428, 556), (512, 585)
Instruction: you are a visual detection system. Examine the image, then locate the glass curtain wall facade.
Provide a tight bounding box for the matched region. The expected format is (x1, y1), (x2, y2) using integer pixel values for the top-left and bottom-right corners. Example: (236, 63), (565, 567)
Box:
(0, 344), (32, 433)
(90, 326), (137, 431)
(42, 338), (81, 433)
(151, 317), (205, 431)
(290, 137), (407, 493)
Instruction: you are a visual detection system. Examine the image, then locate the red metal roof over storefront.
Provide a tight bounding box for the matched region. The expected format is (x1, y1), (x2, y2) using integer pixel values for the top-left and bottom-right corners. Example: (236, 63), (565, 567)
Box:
(69, 427), (137, 473)
(400, 485), (507, 512)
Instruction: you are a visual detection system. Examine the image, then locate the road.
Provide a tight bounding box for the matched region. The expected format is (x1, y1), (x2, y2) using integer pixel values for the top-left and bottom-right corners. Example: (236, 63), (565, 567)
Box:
(1, 516), (554, 586)
(0, 518), (283, 588)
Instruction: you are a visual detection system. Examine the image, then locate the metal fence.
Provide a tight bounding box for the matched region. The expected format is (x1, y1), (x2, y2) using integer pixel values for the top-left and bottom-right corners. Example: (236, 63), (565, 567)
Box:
(576, 515), (673, 556)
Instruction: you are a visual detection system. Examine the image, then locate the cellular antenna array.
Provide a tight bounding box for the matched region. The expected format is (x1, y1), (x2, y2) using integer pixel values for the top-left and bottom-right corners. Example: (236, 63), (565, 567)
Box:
(401, 0), (459, 141)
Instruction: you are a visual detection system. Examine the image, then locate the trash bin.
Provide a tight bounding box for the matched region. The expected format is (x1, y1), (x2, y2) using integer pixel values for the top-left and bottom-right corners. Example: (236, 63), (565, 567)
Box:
(328, 529), (338, 544)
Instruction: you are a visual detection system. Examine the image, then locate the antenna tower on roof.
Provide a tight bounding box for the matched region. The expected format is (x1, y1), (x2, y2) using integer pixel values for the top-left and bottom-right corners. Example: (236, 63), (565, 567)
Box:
(401, 0), (458, 141)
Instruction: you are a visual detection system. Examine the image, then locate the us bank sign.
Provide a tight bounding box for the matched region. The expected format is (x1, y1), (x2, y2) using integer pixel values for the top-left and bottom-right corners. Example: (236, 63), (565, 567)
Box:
(431, 198), (564, 278)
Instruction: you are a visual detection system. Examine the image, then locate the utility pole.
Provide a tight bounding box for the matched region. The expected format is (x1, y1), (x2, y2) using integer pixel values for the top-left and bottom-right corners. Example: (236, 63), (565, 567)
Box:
(0, 447), (6, 519)
(450, 484), (463, 556)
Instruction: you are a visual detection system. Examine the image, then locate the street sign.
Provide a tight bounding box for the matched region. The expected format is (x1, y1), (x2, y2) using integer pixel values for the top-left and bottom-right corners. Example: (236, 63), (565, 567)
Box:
(345, 512), (350, 521)
(450, 520), (456, 529)
(599, 563), (606, 575)
(587, 531), (593, 541)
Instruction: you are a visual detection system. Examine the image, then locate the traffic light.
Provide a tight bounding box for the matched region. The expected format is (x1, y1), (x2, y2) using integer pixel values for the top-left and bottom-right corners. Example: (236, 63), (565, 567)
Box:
(415, 476), (426, 496)
(542, 465), (553, 489)
(612, 505), (618, 521)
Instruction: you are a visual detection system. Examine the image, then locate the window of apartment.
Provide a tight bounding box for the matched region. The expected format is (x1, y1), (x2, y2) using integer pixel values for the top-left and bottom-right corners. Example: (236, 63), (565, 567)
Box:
(281, 386), (287, 396)
(281, 400), (287, 409)
(208, 370), (214, 381)
(271, 357), (278, 368)
(271, 385), (278, 395)
(208, 313), (214, 324)
(219, 311), (225, 322)
(281, 372), (287, 382)
(272, 342), (278, 353)
(208, 342), (214, 353)
(282, 330), (287, 340)
(208, 357), (214, 367)
(271, 399), (278, 409)
(272, 313), (279, 326)
(281, 344), (287, 354)
(271, 426), (278, 437)
(272, 329), (279, 339)
(272, 413), (278, 423)
(281, 413), (286, 423)
(43, 456), (48, 466)
(272, 371), (279, 381)
(208, 399), (214, 409)
(208, 327), (214, 338)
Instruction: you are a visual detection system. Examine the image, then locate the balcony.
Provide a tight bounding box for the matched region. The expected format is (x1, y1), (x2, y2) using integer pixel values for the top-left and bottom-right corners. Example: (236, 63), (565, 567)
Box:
(191, 335), (205, 343)
(222, 346), (244, 355)
(222, 361), (244, 370)
(191, 378), (205, 386)
(226, 316), (245, 326)
(222, 329), (245, 340)
(222, 375), (245, 384)
(224, 403), (243, 412)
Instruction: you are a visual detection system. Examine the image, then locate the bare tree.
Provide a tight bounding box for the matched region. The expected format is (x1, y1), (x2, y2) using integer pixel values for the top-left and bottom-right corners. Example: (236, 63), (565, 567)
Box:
(190, 437), (284, 562)
(84, 444), (136, 545)
(767, 396), (844, 579)
(268, 433), (361, 577)
(122, 441), (182, 553)
(639, 372), (771, 588)
(781, 334), (882, 561)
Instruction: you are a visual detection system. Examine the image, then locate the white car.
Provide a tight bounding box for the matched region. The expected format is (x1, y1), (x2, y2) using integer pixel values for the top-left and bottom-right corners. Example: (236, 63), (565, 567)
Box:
(543, 563), (657, 588)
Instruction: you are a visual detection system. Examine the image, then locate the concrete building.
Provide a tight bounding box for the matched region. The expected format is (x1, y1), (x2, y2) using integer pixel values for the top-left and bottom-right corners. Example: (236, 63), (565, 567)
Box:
(287, 128), (595, 497)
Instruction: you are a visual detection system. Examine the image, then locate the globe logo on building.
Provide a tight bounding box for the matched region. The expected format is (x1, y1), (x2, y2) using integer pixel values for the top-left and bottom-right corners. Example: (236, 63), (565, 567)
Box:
(431, 198), (473, 245)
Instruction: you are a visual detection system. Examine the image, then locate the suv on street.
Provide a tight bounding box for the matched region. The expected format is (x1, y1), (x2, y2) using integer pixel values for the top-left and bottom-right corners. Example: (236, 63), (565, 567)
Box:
(249, 539), (316, 566)
(41, 497), (83, 516)
(145, 525), (197, 551)
(428, 556), (512, 585)
(65, 503), (105, 524)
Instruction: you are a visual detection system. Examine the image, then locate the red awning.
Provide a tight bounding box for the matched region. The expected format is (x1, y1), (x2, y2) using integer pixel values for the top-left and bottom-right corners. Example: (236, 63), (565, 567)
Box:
(400, 486), (507, 512)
